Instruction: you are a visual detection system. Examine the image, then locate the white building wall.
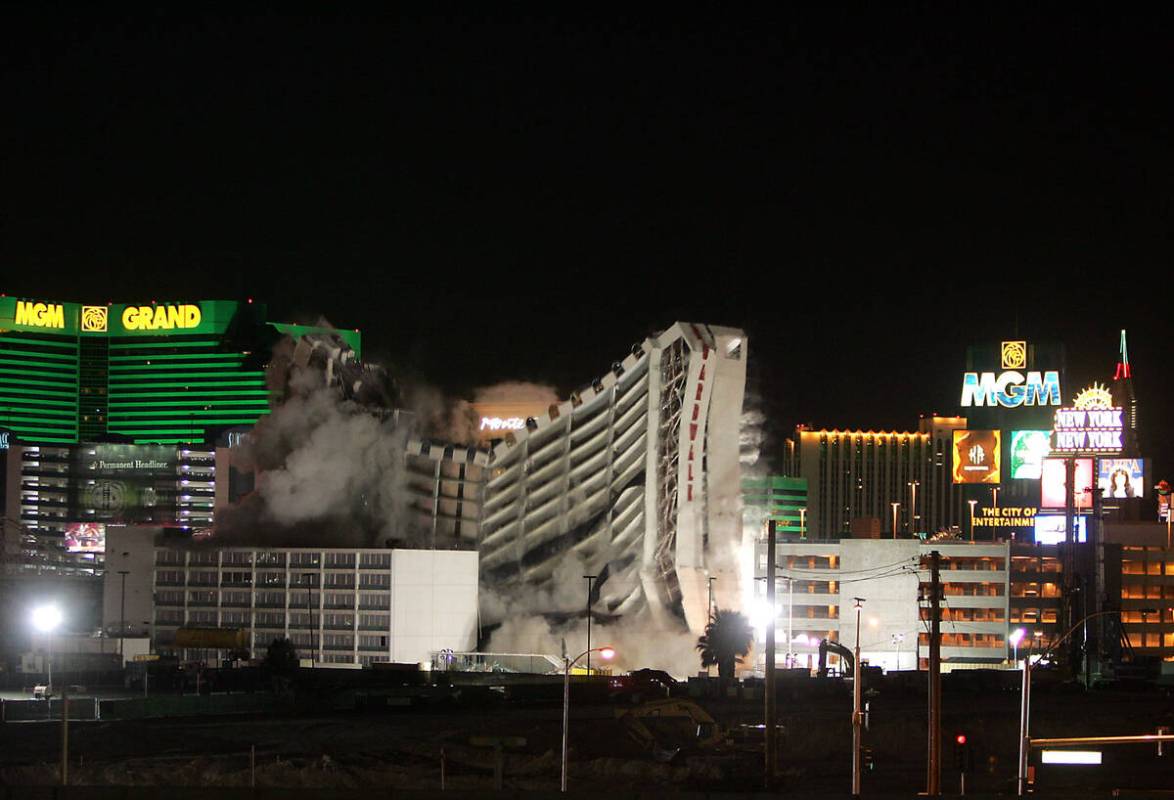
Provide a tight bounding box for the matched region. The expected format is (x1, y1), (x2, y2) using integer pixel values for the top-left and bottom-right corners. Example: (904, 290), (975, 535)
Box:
(390, 549), (479, 664)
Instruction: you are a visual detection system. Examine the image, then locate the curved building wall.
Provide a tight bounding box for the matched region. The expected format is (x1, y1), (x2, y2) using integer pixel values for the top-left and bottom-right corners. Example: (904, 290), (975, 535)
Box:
(467, 322), (748, 635)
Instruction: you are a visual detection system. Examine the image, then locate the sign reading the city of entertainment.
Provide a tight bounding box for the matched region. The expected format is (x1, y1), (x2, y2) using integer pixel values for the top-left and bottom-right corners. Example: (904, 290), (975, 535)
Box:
(974, 505), (1037, 531)
(120, 303), (202, 331)
(1034, 514), (1088, 545)
(1040, 457), (1094, 509)
(1010, 430), (1051, 480)
(1098, 458), (1144, 498)
(952, 430), (1001, 484)
(12, 300), (65, 329)
(960, 340), (1061, 409)
(1050, 383), (1124, 454)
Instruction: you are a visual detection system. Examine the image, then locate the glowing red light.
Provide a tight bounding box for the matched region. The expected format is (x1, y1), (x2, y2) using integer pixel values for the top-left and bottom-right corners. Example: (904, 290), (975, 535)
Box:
(955, 734), (967, 745)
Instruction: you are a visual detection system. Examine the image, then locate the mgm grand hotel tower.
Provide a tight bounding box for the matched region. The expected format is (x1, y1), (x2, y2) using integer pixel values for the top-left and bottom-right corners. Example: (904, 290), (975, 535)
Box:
(0, 296), (358, 573)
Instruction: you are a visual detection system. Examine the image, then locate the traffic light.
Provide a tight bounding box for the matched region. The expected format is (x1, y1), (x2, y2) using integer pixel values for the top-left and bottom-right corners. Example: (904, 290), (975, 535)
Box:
(954, 733), (973, 772)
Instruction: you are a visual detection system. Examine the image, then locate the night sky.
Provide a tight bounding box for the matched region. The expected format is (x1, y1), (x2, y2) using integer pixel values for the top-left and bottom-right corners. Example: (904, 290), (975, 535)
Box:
(3, 7), (1173, 472)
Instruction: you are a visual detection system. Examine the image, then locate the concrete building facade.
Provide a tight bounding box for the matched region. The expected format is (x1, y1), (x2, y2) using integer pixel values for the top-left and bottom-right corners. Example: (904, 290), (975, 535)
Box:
(103, 528), (479, 667)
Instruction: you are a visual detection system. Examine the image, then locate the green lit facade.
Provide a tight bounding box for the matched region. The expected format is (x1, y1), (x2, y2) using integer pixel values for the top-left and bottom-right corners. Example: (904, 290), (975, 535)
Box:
(743, 475), (809, 538)
(0, 298), (359, 445)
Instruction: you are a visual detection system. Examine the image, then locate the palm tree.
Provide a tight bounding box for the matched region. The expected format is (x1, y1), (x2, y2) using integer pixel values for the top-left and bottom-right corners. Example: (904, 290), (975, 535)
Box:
(696, 609), (754, 680)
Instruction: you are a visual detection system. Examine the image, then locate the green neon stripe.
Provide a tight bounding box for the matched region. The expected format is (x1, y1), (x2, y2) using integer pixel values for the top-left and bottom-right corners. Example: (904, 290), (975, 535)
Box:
(2, 418), (75, 429)
(0, 386), (78, 400)
(11, 434), (78, 443)
(107, 340), (222, 350)
(0, 349), (79, 363)
(108, 399), (269, 408)
(110, 417), (263, 428)
(108, 353), (247, 362)
(109, 409), (268, 418)
(0, 396), (77, 408)
(108, 389), (272, 398)
(0, 372), (77, 387)
(0, 414), (75, 427)
(0, 357), (79, 372)
(1, 406), (77, 418)
(136, 438), (199, 444)
(109, 368), (250, 378)
(107, 380), (266, 389)
(0, 336), (78, 350)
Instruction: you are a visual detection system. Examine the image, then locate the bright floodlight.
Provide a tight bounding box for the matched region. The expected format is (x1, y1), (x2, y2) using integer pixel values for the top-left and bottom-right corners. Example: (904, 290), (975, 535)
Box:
(1009, 628), (1026, 645)
(31, 604), (62, 633)
(599, 647), (616, 661)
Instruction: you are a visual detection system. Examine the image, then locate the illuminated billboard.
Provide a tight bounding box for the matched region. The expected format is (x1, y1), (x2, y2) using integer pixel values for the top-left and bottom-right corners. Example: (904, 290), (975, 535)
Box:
(1033, 514), (1088, 545)
(960, 371), (1062, 408)
(1009, 430), (1051, 480)
(1098, 458), (1145, 499)
(952, 430), (1001, 484)
(1040, 457), (1094, 509)
(64, 522), (106, 553)
(1050, 383), (1124, 455)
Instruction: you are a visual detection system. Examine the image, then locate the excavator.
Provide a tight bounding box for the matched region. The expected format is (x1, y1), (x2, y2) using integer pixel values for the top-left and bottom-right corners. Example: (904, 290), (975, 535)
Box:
(817, 638), (855, 678)
(617, 698), (725, 761)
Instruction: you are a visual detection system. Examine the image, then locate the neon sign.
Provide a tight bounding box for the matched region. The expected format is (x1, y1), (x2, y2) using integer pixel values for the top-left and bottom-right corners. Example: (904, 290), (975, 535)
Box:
(960, 370), (1061, 408)
(121, 304), (202, 331)
(480, 416), (526, 432)
(1050, 383), (1124, 454)
(13, 300), (65, 329)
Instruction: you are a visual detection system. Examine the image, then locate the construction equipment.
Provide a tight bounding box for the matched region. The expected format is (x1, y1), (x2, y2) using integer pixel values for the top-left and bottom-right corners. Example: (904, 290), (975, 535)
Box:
(817, 638), (855, 677)
(617, 698), (724, 760)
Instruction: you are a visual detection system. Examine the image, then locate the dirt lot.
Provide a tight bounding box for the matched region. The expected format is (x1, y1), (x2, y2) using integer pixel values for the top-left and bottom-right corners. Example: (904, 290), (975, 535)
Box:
(0, 681), (1172, 793)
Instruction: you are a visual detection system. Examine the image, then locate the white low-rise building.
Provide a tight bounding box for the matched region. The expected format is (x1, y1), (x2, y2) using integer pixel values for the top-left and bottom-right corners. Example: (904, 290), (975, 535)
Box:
(103, 527), (479, 667)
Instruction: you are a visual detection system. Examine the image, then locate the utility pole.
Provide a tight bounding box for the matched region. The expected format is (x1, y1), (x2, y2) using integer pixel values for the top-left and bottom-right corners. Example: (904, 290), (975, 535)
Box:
(583, 575), (597, 673)
(117, 570), (129, 663)
(852, 597), (865, 798)
(764, 520), (777, 789)
(926, 550), (942, 795)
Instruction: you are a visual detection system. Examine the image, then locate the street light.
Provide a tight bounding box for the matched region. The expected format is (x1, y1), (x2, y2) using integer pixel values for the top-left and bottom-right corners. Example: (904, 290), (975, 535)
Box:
(32, 604), (63, 692)
(890, 502), (901, 540)
(908, 480), (920, 536)
(852, 598), (865, 797)
(798, 508), (806, 540)
(967, 499), (978, 542)
(583, 575), (597, 673)
(562, 645), (615, 792)
(1009, 628), (1026, 665)
(1016, 609), (1157, 795)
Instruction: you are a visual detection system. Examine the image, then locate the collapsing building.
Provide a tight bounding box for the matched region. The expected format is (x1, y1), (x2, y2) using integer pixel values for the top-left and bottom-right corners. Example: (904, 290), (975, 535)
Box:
(406, 323), (749, 637)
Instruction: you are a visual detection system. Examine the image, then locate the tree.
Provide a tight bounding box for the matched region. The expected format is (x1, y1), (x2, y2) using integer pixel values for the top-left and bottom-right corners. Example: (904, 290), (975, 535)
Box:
(696, 609), (754, 680)
(264, 637), (299, 675)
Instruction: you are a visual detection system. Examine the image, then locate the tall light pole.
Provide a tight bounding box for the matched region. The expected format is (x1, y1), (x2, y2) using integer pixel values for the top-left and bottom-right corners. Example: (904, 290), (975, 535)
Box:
(908, 481), (919, 537)
(562, 645), (615, 792)
(1016, 609), (1156, 795)
(1009, 627), (1025, 666)
(967, 499), (978, 542)
(798, 508), (806, 540)
(32, 604), (63, 692)
(583, 575), (597, 673)
(117, 570), (130, 663)
(852, 597), (865, 797)
(890, 502), (900, 540)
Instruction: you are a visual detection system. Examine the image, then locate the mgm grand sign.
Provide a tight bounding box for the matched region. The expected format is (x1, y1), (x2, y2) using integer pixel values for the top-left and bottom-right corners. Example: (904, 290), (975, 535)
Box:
(960, 341), (1062, 409)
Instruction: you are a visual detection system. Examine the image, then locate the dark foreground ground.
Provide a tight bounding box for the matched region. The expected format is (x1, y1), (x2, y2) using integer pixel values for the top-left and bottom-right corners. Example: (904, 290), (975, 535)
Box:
(0, 678), (1172, 796)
